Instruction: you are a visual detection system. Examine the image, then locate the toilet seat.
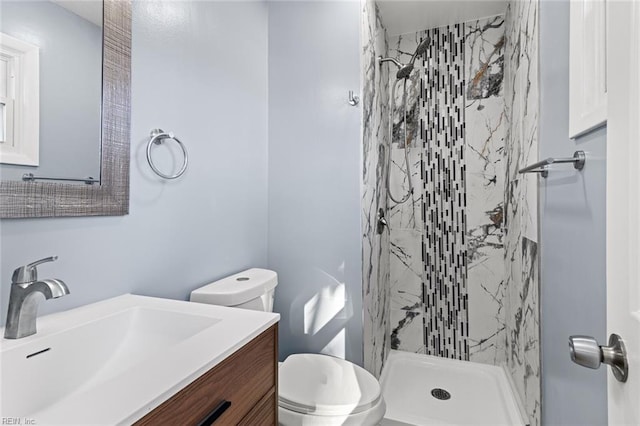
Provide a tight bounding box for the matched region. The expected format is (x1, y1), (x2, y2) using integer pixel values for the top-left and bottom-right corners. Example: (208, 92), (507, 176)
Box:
(278, 354), (382, 417)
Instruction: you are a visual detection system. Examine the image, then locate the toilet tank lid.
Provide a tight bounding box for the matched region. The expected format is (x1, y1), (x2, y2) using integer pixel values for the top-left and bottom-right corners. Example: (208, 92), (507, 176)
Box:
(189, 268), (277, 306)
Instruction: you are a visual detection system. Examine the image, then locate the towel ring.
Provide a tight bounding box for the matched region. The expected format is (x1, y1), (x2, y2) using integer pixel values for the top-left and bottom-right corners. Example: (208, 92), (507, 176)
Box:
(146, 129), (188, 179)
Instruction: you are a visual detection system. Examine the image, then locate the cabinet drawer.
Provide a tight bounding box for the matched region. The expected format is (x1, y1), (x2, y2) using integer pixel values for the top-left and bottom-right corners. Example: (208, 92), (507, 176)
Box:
(135, 324), (277, 426)
(239, 389), (277, 426)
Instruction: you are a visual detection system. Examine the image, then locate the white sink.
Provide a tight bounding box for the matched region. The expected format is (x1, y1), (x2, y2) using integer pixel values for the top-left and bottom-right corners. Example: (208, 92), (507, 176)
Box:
(0, 294), (279, 425)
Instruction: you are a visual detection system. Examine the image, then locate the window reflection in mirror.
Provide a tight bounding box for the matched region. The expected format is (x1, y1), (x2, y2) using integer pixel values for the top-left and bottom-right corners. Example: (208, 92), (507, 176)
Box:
(0, 0), (103, 184)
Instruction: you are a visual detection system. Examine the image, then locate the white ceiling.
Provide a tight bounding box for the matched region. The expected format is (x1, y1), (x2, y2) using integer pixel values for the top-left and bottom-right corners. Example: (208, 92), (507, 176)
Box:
(377, 0), (508, 36)
(50, 0), (103, 27)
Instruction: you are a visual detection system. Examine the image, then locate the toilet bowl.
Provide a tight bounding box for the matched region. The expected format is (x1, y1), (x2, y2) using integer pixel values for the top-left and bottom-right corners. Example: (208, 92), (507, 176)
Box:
(190, 268), (386, 426)
(278, 353), (386, 425)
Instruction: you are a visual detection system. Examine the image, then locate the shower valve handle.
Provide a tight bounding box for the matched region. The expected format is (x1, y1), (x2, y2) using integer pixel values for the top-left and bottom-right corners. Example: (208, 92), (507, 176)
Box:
(377, 209), (389, 235)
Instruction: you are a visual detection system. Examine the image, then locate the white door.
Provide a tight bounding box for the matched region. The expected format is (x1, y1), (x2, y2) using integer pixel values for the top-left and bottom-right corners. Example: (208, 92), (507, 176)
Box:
(607, 0), (640, 424)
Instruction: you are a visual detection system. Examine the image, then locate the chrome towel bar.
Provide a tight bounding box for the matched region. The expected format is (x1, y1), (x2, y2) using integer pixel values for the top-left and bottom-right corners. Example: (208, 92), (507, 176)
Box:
(518, 150), (585, 178)
(22, 173), (98, 185)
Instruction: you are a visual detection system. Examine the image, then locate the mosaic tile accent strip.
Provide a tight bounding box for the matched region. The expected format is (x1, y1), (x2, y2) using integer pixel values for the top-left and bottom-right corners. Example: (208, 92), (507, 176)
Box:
(420, 23), (469, 360)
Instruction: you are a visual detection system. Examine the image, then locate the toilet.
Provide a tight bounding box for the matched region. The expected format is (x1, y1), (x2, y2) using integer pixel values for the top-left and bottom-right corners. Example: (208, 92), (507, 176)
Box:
(190, 268), (386, 426)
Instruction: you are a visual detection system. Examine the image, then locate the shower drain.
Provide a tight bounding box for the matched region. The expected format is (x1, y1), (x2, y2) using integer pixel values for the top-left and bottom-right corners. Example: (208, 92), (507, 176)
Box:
(430, 388), (451, 400)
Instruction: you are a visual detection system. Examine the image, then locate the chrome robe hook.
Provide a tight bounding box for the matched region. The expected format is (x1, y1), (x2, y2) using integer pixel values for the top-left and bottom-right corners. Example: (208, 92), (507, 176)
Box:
(348, 90), (360, 106)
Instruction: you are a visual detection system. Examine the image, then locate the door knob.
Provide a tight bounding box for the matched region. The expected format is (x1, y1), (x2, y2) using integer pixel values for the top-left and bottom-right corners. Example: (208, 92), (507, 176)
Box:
(569, 334), (629, 382)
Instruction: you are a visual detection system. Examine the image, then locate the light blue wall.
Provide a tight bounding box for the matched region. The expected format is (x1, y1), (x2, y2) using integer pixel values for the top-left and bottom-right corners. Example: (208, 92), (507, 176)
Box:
(0, 1), (102, 181)
(267, 2), (363, 365)
(539, 1), (608, 424)
(2, 0), (365, 368)
(0, 1), (269, 322)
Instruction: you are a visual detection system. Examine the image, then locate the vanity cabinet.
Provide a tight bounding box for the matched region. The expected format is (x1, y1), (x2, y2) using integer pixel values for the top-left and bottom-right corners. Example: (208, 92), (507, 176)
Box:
(135, 324), (278, 425)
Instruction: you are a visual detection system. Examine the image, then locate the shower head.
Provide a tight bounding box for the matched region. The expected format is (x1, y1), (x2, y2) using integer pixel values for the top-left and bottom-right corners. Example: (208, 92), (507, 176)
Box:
(380, 36), (430, 80)
(396, 63), (414, 80)
(395, 37), (429, 80)
(406, 37), (430, 69)
(414, 37), (430, 58)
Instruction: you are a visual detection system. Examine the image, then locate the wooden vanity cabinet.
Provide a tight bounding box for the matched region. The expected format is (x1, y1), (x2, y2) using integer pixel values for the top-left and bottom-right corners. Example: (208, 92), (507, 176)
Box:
(135, 324), (278, 425)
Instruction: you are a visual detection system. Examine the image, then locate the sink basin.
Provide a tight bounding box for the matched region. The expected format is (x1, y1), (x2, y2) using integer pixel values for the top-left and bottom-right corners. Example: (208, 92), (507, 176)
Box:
(0, 294), (279, 425)
(3, 307), (219, 416)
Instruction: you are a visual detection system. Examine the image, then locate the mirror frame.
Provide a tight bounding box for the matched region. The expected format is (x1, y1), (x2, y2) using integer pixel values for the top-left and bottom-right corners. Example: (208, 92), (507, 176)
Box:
(0, 0), (131, 219)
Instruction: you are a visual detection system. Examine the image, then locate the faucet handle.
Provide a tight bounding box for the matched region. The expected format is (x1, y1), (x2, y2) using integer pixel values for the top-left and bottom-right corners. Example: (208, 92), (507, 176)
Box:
(12, 256), (58, 284)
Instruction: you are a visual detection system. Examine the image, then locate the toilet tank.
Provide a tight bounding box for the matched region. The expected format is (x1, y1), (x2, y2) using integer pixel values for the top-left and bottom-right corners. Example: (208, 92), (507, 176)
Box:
(189, 268), (278, 312)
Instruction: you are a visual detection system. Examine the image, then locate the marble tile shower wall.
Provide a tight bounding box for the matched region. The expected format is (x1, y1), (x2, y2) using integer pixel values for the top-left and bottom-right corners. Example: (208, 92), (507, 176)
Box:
(388, 16), (507, 363)
(361, 0), (391, 378)
(503, 0), (541, 424)
(464, 17), (508, 365)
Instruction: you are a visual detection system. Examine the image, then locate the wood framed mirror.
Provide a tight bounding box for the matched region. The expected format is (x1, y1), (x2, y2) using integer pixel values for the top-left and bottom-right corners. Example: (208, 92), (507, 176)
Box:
(0, 0), (131, 218)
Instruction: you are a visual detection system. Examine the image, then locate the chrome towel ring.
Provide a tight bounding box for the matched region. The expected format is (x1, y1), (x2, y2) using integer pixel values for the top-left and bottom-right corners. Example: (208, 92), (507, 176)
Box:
(146, 129), (188, 179)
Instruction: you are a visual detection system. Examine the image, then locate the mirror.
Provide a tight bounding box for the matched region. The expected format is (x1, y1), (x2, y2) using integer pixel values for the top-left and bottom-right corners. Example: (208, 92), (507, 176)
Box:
(0, 1), (103, 184)
(0, 0), (131, 218)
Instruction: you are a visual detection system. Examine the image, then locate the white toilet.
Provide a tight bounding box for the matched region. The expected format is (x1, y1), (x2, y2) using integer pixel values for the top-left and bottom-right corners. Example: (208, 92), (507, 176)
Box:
(190, 268), (386, 426)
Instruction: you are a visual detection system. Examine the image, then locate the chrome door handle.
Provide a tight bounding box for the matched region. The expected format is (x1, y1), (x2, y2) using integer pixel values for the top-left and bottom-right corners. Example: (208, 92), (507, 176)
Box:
(569, 334), (629, 382)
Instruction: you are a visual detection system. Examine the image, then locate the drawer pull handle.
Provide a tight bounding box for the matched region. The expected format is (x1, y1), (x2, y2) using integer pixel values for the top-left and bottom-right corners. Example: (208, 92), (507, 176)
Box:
(197, 400), (232, 426)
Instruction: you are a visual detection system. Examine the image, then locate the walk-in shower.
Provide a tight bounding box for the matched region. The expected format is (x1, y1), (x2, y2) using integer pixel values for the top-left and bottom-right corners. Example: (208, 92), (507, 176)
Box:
(362, 1), (541, 424)
(377, 38), (429, 204)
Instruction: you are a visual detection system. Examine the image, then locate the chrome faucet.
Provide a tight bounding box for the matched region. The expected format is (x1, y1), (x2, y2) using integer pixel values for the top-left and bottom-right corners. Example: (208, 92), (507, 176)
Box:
(4, 256), (70, 339)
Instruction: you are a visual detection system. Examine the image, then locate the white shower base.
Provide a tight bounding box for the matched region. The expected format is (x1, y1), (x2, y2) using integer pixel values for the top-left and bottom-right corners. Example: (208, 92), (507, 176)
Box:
(379, 350), (527, 426)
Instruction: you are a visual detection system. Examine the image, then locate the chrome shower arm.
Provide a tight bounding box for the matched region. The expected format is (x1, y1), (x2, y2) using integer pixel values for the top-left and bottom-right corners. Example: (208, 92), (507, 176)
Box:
(378, 56), (404, 69)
